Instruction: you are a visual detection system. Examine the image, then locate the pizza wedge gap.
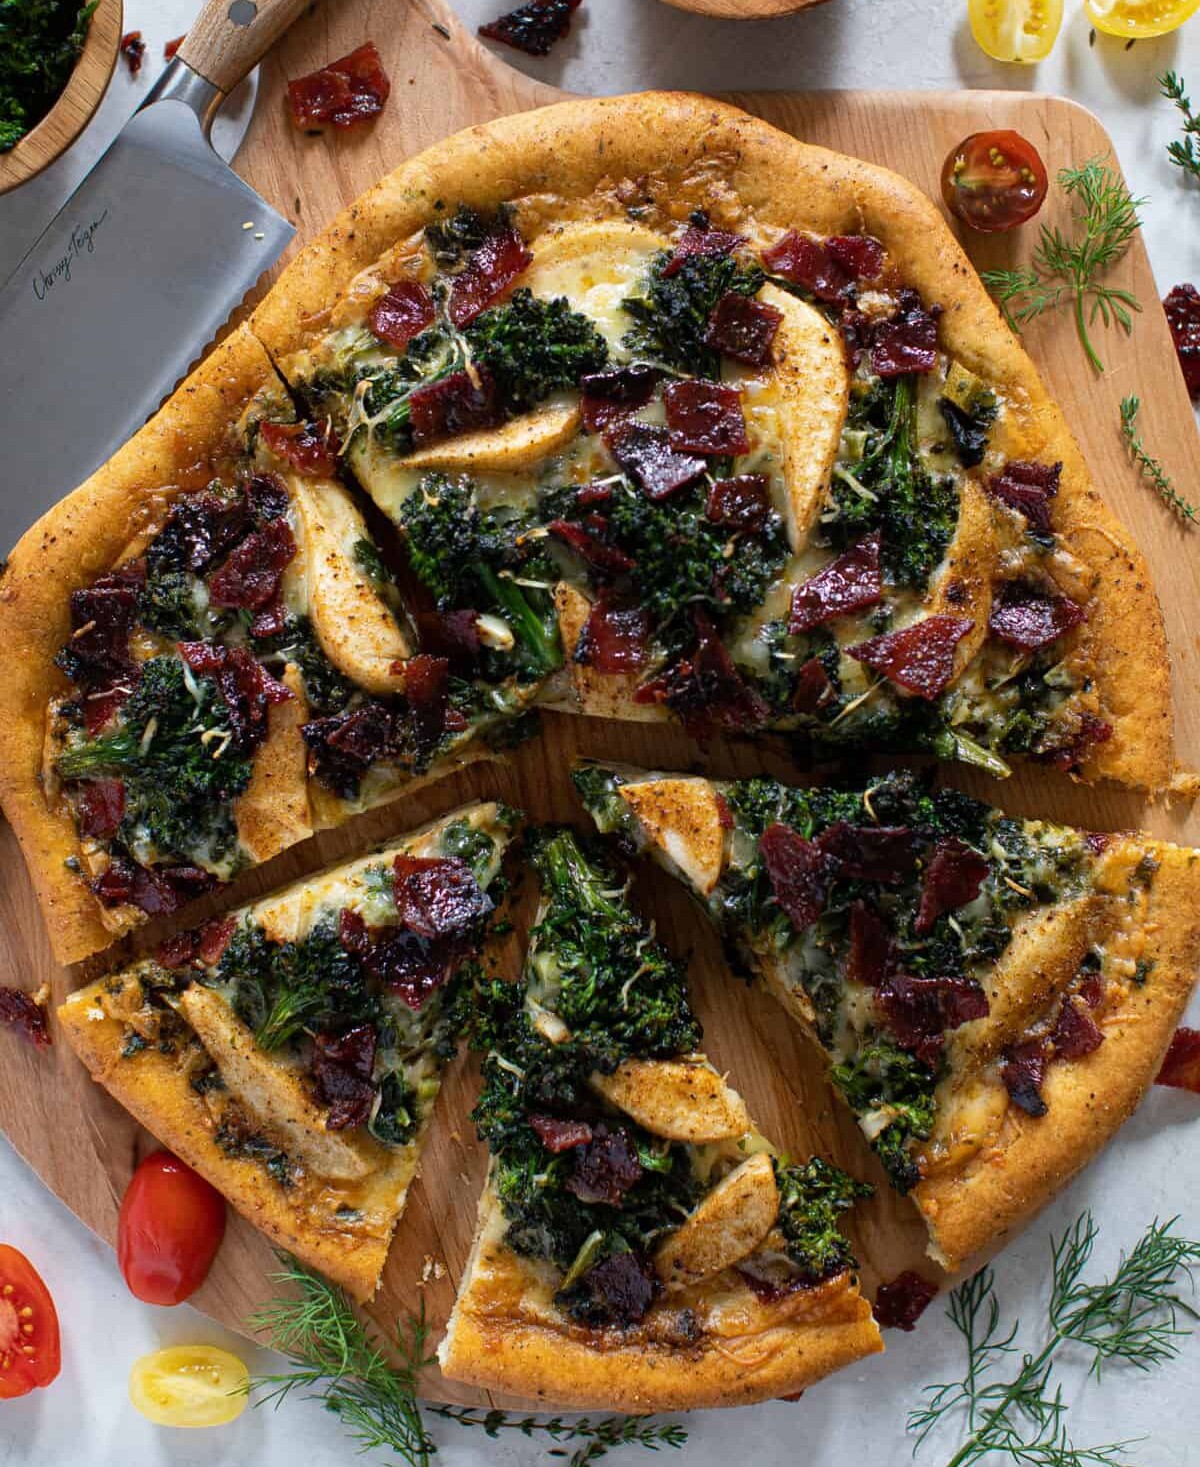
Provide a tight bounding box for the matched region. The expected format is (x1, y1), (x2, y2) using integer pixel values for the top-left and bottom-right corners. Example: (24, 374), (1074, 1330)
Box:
(439, 825), (883, 1411)
(57, 801), (518, 1301)
(573, 762), (1200, 1271)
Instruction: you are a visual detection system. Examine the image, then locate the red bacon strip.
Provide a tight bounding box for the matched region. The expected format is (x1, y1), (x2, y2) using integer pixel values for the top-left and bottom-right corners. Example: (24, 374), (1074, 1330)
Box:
(75, 779), (126, 840)
(662, 380), (749, 457)
(1002, 1039), (1048, 1117)
(789, 533), (882, 634)
(259, 420), (341, 478)
(401, 653), (451, 754)
(663, 222), (744, 279)
(915, 837), (990, 934)
(313, 1025), (378, 1130)
(606, 422), (707, 500)
(847, 615), (972, 700)
(409, 367), (501, 444)
(579, 364), (663, 434)
(985, 461), (1061, 533)
(1164, 284), (1200, 399)
(989, 582), (1086, 652)
(448, 224), (532, 328)
(368, 280), (435, 350)
(847, 900), (892, 987)
(1156, 1026), (1200, 1093)
(567, 1125), (644, 1206)
(703, 291), (783, 367)
(1051, 998), (1104, 1060)
(874, 1271), (938, 1331)
(817, 821), (916, 884)
(393, 854), (492, 938)
(634, 610), (769, 737)
(287, 42), (391, 131)
(531, 1115), (593, 1153)
(0, 988), (51, 1049)
(762, 232), (884, 303)
(548, 519), (635, 578)
(706, 474), (771, 531)
(870, 290), (939, 377)
(759, 823), (840, 932)
(208, 519), (297, 611)
(879, 973), (989, 1064)
(576, 597), (652, 675)
(792, 657), (837, 715)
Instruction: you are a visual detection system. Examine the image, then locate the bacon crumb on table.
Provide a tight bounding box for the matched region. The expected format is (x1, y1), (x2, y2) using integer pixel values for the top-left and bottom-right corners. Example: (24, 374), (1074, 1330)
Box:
(0, 986), (51, 1049)
(287, 43), (391, 131)
(120, 31), (146, 76)
(479, 0), (582, 57)
(1157, 1026), (1200, 1092)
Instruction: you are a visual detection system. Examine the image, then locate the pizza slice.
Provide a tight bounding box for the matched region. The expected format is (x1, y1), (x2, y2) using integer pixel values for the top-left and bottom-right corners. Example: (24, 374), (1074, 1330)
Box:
(58, 801), (517, 1301)
(439, 825), (881, 1410)
(573, 762), (1200, 1269)
(250, 94), (1172, 790)
(0, 329), (528, 963)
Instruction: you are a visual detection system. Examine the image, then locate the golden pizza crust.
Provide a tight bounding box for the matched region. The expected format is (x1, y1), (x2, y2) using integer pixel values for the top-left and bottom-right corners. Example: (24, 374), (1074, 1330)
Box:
(439, 1185), (882, 1412)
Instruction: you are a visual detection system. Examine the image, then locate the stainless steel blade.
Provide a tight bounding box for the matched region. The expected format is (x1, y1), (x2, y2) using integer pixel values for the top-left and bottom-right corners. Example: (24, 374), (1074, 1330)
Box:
(0, 64), (292, 556)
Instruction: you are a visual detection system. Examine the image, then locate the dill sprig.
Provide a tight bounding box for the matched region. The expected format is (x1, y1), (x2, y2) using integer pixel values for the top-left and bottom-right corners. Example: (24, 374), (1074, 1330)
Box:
(1120, 395), (1200, 526)
(1160, 71), (1200, 184)
(981, 159), (1145, 372)
(245, 1255), (688, 1467)
(909, 1212), (1200, 1467)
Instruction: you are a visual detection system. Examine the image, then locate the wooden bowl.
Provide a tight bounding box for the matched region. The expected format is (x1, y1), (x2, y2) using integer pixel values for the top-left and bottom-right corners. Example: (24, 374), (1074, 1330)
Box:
(0, 0), (123, 196)
(658, 0), (831, 14)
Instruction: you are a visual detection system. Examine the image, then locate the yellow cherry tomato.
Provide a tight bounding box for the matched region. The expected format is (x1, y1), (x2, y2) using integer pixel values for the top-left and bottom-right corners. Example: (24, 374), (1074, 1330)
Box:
(968, 0), (1065, 60)
(128, 1344), (249, 1428)
(1084, 0), (1200, 37)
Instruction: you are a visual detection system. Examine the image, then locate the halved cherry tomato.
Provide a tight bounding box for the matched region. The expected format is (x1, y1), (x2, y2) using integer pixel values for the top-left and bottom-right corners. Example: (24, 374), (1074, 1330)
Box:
(941, 131), (1049, 232)
(129, 1344), (248, 1427)
(968, 0), (1064, 61)
(1084, 0), (1200, 36)
(118, 1152), (226, 1307)
(0, 1246), (61, 1399)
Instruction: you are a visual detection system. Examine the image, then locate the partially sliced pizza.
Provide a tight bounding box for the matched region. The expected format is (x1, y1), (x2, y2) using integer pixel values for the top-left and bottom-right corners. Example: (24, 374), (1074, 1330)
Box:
(58, 801), (517, 1301)
(439, 825), (881, 1410)
(573, 762), (1200, 1269)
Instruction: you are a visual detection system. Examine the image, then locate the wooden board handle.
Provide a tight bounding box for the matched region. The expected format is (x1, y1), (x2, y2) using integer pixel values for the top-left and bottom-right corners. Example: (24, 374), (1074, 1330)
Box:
(177, 0), (312, 98)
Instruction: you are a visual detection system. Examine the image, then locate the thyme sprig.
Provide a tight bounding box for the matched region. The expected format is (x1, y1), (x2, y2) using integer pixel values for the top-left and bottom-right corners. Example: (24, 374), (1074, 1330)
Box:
(981, 159), (1144, 372)
(1120, 395), (1200, 526)
(1159, 71), (1200, 184)
(245, 1255), (688, 1467)
(909, 1213), (1200, 1467)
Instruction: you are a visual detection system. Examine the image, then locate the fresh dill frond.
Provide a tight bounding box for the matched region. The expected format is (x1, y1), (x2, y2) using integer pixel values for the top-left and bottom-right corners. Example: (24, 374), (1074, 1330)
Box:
(908, 1211), (1200, 1467)
(246, 1254), (689, 1467)
(1120, 395), (1200, 526)
(1160, 71), (1200, 184)
(980, 158), (1145, 372)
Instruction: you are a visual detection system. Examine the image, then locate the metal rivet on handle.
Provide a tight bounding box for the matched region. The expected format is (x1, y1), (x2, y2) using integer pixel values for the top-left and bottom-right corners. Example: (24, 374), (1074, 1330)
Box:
(227, 0), (257, 25)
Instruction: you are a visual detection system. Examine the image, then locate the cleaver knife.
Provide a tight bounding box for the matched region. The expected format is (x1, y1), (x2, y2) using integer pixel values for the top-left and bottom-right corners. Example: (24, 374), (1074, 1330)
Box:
(0, 0), (314, 556)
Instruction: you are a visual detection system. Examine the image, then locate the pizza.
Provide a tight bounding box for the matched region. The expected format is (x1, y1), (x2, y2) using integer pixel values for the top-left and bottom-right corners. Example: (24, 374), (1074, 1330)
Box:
(57, 801), (515, 1300)
(439, 825), (881, 1409)
(574, 761), (1200, 1268)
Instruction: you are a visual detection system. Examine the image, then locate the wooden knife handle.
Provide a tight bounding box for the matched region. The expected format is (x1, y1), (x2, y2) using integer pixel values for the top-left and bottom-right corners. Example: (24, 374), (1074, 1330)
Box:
(176, 0), (312, 98)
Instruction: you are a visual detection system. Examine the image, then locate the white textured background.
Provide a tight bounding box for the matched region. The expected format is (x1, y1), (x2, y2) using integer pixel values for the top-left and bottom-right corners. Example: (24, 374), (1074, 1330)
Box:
(3, 2), (1200, 1464)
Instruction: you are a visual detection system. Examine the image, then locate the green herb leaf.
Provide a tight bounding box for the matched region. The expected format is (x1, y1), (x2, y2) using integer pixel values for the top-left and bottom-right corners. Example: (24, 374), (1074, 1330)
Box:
(1119, 395), (1200, 527)
(1160, 71), (1200, 184)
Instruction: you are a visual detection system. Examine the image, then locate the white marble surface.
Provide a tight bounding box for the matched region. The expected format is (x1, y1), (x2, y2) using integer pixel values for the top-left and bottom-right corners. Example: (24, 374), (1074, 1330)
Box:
(3, 2), (1200, 1464)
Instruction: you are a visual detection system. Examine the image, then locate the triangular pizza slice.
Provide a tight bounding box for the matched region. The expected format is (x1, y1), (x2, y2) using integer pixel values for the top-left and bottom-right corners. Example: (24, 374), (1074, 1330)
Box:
(58, 801), (517, 1301)
(573, 762), (1200, 1269)
(439, 826), (881, 1411)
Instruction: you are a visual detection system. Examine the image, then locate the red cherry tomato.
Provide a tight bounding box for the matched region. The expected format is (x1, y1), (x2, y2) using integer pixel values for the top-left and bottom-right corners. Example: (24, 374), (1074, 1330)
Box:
(0, 1245), (61, 1398)
(940, 131), (1049, 233)
(118, 1152), (226, 1306)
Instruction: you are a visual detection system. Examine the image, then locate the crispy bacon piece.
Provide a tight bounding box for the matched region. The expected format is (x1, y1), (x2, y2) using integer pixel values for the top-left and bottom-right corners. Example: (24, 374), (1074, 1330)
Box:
(250, 601), (288, 639)
(916, 837), (990, 935)
(715, 793), (735, 829)
(879, 973), (989, 1064)
(817, 821), (916, 884)
(259, 420), (341, 478)
(576, 597), (651, 675)
(339, 906), (472, 1010)
(634, 610), (769, 737)
(479, 0), (581, 56)
(157, 931), (197, 969)
(1164, 284), (1200, 399)
(313, 1025), (378, 1130)
(0, 988), (50, 1049)
(606, 422), (707, 500)
(92, 857), (215, 917)
(1078, 969), (1106, 1009)
(408, 367), (501, 444)
(789, 533), (882, 634)
(567, 1125), (644, 1206)
(870, 290), (939, 377)
(567, 1250), (657, 1327)
(368, 280), (435, 351)
(416, 609), (481, 666)
(164, 34), (184, 59)
(303, 703), (402, 798)
(848, 615), (972, 700)
(198, 916), (237, 967)
(1052, 998), (1104, 1060)
(151, 490), (250, 574)
(208, 519), (297, 611)
(663, 221), (744, 279)
(989, 581), (1086, 652)
(662, 379), (749, 457)
(1002, 1039), (1049, 1116)
(179, 642), (292, 758)
(83, 681), (136, 737)
(759, 822), (840, 932)
(1157, 1026), (1200, 1092)
(75, 779), (126, 840)
(703, 292), (783, 366)
(400, 653), (451, 754)
(448, 223), (532, 328)
(287, 42), (391, 131)
(60, 569), (144, 686)
(706, 474), (771, 531)
(1038, 713), (1113, 773)
(120, 30), (145, 75)
(846, 900), (892, 987)
(393, 853), (492, 938)
(762, 232), (884, 303)
(548, 519), (634, 578)
(874, 1271), (938, 1331)
(530, 1115), (593, 1153)
(792, 657), (837, 715)
(579, 364), (663, 434)
(985, 460), (1061, 533)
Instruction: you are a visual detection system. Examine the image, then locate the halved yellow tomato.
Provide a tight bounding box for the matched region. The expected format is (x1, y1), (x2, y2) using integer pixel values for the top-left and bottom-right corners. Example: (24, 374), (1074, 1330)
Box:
(128, 1345), (249, 1428)
(968, 0), (1064, 60)
(1084, 0), (1200, 36)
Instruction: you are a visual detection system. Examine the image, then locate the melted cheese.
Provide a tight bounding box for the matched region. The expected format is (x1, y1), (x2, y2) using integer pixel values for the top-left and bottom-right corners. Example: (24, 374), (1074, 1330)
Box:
(524, 220), (669, 353)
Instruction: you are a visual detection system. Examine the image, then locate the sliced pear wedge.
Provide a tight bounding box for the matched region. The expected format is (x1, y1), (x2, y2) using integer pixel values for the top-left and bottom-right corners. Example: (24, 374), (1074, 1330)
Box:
(395, 397), (581, 474)
(616, 778), (728, 898)
(234, 663), (312, 865)
(286, 477), (411, 696)
(589, 1056), (750, 1143)
(654, 1152), (780, 1290)
(922, 477), (997, 676)
(177, 986), (376, 1182)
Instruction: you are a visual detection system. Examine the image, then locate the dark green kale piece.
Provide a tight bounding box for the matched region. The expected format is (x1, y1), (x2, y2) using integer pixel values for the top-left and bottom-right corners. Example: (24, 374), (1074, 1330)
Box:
(774, 1157), (873, 1283)
(251, 612), (357, 717)
(830, 1034), (939, 1194)
(464, 289), (608, 412)
(368, 1072), (419, 1147)
(621, 249), (766, 378)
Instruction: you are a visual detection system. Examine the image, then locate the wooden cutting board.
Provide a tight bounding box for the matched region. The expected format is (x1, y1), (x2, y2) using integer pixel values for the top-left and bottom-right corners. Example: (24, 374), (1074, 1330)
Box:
(3, 0), (1200, 1412)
